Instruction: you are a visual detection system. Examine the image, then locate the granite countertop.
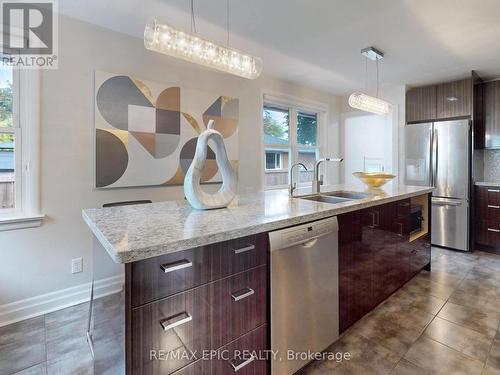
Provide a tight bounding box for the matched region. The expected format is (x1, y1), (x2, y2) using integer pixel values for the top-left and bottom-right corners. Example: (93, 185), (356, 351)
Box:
(82, 183), (432, 263)
(475, 181), (500, 187)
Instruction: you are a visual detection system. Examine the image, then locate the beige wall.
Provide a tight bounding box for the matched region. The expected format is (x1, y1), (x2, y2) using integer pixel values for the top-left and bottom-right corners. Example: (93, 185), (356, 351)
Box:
(0, 16), (341, 311)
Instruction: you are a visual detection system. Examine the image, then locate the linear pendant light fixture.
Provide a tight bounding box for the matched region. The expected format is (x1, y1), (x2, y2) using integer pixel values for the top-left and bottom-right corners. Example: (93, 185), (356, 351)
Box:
(349, 47), (393, 115)
(144, 0), (263, 79)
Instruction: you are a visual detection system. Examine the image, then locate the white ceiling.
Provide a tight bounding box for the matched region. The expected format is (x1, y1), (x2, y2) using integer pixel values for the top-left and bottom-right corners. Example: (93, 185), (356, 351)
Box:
(59, 0), (500, 95)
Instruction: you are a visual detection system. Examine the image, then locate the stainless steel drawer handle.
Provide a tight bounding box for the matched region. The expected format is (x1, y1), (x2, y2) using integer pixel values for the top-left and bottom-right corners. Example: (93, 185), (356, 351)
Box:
(160, 259), (193, 273)
(233, 244), (255, 254)
(487, 228), (500, 233)
(488, 205), (500, 209)
(159, 312), (192, 331)
(231, 287), (255, 302)
(487, 189), (500, 193)
(230, 355), (255, 372)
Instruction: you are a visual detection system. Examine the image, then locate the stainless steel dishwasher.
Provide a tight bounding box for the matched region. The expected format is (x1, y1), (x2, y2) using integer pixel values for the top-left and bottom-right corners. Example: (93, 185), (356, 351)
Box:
(269, 216), (339, 375)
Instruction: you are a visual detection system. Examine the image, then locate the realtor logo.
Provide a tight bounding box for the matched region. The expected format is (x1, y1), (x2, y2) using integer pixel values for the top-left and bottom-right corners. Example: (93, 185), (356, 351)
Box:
(0, 0), (58, 68)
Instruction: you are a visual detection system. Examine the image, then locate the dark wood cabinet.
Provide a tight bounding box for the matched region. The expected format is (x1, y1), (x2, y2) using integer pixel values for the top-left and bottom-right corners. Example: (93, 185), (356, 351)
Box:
(210, 325), (268, 375)
(126, 232), (270, 375)
(406, 85), (436, 123)
(367, 203), (407, 305)
(171, 325), (268, 375)
(131, 266), (267, 374)
(483, 81), (500, 149)
(406, 78), (473, 123)
(475, 185), (500, 249)
(338, 210), (372, 332)
(436, 78), (472, 119)
(130, 234), (268, 307)
(338, 195), (431, 333)
(477, 221), (500, 247)
(473, 73), (485, 149)
(476, 185), (500, 221)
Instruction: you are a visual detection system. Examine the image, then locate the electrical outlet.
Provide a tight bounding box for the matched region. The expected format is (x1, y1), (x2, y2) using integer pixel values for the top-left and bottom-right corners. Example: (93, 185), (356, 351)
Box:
(71, 257), (83, 274)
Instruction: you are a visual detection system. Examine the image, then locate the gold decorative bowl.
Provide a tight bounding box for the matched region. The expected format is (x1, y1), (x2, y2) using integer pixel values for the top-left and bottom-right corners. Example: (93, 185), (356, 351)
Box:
(353, 172), (396, 188)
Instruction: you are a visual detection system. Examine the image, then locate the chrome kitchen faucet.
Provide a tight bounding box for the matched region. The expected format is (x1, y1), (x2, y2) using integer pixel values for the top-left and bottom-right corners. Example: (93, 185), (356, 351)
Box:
(313, 158), (343, 194)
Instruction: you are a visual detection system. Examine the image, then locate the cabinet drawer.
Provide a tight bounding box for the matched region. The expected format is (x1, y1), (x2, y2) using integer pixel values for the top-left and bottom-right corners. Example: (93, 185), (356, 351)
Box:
(210, 266), (267, 349)
(478, 203), (500, 222)
(476, 186), (500, 221)
(211, 325), (268, 375)
(171, 325), (268, 375)
(131, 266), (268, 375)
(476, 185), (500, 202)
(131, 234), (268, 306)
(476, 220), (500, 247)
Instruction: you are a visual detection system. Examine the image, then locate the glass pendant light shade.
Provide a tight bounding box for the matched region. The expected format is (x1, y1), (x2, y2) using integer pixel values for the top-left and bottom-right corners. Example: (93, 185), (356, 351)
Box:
(348, 92), (393, 116)
(144, 18), (263, 79)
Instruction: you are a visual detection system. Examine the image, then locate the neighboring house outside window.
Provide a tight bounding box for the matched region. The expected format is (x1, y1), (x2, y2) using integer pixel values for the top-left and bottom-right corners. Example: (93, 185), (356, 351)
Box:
(264, 147), (284, 171)
(262, 100), (323, 189)
(0, 140), (14, 209)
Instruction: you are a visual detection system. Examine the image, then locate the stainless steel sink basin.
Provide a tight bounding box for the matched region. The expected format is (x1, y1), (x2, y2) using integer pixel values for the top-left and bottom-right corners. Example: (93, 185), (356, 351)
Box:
(296, 191), (372, 205)
(322, 191), (372, 200)
(297, 195), (351, 204)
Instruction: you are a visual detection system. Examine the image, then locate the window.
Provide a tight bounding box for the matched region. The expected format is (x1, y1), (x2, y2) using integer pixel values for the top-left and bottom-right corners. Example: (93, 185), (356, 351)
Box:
(262, 102), (322, 189)
(0, 54), (42, 229)
(265, 151), (282, 170)
(0, 63), (19, 211)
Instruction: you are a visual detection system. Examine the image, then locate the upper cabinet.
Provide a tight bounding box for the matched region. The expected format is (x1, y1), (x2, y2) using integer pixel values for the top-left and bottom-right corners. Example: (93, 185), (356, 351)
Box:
(436, 79), (472, 119)
(406, 85), (436, 123)
(406, 78), (472, 123)
(483, 80), (500, 149)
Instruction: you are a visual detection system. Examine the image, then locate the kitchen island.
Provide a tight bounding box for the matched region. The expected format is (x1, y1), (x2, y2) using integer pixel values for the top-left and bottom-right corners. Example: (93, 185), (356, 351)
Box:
(83, 184), (432, 375)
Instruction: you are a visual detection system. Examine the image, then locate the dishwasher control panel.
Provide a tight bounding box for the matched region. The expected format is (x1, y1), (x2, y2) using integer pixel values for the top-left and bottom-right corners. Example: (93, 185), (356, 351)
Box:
(269, 216), (338, 250)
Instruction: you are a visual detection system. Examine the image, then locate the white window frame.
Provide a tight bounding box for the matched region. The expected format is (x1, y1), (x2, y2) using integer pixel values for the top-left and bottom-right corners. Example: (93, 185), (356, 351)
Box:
(264, 150), (283, 171)
(0, 62), (43, 230)
(261, 91), (327, 191)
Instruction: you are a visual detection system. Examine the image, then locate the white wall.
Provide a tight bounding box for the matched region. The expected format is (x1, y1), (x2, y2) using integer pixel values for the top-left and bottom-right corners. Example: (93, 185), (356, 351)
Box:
(0, 16), (341, 320)
(343, 113), (391, 184)
(338, 86), (405, 183)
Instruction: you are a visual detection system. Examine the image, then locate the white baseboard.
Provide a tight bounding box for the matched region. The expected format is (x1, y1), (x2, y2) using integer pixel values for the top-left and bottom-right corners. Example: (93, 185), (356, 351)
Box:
(0, 275), (124, 327)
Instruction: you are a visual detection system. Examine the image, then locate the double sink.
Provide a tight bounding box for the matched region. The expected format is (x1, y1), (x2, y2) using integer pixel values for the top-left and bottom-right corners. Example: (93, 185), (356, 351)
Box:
(296, 191), (372, 204)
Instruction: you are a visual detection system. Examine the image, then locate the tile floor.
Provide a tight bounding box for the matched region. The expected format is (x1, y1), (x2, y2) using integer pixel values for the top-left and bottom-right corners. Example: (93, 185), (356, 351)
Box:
(301, 248), (500, 375)
(1, 248), (499, 375)
(0, 293), (122, 375)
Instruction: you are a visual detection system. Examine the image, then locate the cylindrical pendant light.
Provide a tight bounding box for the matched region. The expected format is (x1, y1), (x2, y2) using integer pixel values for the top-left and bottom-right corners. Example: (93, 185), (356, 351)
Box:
(348, 92), (393, 116)
(144, 18), (263, 80)
(349, 47), (392, 115)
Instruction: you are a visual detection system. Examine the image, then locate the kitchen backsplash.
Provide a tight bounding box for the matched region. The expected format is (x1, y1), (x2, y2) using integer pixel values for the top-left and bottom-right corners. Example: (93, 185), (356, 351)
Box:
(483, 149), (500, 182)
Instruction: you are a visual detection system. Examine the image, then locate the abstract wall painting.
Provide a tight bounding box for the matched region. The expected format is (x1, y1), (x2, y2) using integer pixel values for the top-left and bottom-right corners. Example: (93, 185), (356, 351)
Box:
(94, 71), (239, 188)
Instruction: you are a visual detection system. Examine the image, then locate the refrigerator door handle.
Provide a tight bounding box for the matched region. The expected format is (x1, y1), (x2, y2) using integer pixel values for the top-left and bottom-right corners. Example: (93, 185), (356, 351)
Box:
(431, 198), (462, 206)
(432, 128), (438, 188)
(429, 126), (434, 187)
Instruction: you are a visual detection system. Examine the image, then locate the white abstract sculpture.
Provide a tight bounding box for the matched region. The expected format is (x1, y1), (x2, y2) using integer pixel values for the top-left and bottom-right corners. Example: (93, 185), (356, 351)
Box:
(184, 120), (237, 209)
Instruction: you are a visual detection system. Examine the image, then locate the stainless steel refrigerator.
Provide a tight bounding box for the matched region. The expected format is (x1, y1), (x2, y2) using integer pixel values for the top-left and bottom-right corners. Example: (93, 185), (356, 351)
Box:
(405, 120), (470, 251)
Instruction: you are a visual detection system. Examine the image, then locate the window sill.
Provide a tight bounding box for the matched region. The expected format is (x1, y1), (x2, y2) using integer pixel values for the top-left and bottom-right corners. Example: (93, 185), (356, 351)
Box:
(0, 214), (45, 231)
